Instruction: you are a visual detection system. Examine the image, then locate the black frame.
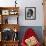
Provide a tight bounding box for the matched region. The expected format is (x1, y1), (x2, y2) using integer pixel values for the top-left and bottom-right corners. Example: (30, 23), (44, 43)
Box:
(25, 7), (36, 20)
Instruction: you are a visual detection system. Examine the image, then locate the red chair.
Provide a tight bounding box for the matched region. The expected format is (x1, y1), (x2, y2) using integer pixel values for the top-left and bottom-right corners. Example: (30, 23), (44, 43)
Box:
(21, 28), (41, 46)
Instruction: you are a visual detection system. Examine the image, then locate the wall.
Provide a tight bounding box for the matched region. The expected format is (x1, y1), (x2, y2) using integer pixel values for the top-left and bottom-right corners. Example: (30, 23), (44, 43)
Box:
(18, 0), (44, 26)
(0, 0), (44, 26)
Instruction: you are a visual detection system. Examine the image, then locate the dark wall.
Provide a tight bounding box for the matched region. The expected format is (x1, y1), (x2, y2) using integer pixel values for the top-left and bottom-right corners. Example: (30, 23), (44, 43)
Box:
(18, 26), (44, 43)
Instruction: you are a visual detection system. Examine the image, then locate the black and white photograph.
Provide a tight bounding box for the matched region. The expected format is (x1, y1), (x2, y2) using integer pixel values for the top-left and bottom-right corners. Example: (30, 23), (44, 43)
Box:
(25, 7), (36, 20)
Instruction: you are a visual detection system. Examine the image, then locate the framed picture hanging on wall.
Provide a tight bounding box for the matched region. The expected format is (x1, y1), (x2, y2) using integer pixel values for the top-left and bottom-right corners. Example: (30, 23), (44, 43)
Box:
(25, 7), (36, 20)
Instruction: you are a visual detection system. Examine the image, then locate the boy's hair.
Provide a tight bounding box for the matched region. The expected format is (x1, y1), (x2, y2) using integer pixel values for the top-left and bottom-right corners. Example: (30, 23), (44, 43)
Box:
(27, 9), (33, 16)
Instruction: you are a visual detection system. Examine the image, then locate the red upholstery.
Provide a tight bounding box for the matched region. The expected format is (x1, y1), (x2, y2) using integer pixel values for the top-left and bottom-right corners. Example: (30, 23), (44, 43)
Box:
(21, 28), (41, 46)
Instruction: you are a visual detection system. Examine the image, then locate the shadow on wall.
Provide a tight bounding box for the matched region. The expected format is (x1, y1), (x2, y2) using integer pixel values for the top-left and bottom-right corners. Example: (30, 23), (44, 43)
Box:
(18, 26), (44, 44)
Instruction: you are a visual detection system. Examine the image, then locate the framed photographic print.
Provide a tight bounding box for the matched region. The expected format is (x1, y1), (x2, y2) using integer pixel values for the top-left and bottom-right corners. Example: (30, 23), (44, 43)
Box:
(9, 9), (18, 15)
(25, 7), (36, 20)
(2, 10), (9, 15)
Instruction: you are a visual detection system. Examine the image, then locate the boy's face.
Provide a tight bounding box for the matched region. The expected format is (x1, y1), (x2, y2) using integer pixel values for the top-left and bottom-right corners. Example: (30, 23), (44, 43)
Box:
(27, 10), (33, 17)
(29, 11), (32, 15)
